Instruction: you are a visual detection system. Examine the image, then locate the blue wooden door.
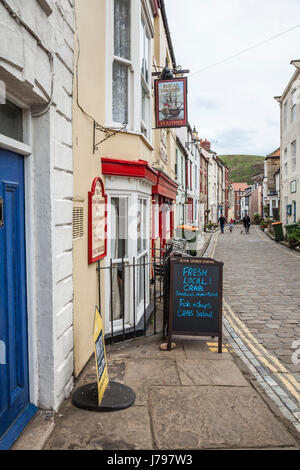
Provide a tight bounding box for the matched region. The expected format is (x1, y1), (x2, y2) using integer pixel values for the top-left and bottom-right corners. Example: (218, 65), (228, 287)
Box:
(0, 149), (35, 449)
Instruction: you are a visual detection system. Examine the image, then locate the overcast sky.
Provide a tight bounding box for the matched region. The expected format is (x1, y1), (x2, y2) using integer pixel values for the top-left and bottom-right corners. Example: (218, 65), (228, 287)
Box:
(164, 0), (300, 156)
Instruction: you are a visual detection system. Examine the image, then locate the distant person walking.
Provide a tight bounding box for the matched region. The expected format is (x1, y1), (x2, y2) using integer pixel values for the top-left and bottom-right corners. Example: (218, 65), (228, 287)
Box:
(229, 218), (234, 233)
(242, 213), (251, 234)
(218, 215), (227, 234)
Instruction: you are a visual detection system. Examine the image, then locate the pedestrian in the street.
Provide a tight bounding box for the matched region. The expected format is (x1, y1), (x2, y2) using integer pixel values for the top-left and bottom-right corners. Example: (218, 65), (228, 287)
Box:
(242, 213), (251, 234)
(229, 218), (234, 233)
(218, 214), (227, 234)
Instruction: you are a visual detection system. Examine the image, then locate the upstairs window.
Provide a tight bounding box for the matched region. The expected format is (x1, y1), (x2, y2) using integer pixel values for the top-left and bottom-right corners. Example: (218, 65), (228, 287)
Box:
(113, 0), (131, 124)
(291, 140), (296, 173)
(291, 89), (297, 123)
(283, 101), (288, 129)
(284, 147), (288, 176)
(140, 16), (151, 139)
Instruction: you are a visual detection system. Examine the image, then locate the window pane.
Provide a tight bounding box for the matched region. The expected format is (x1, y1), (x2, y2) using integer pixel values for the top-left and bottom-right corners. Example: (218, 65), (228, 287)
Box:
(111, 197), (128, 259)
(140, 19), (149, 83)
(0, 99), (23, 142)
(138, 254), (147, 305)
(113, 61), (128, 124)
(137, 199), (142, 253)
(142, 199), (147, 251)
(114, 0), (130, 60)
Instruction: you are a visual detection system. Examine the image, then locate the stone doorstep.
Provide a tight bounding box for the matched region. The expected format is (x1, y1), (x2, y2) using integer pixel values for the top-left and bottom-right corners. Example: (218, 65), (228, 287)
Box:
(11, 410), (55, 451)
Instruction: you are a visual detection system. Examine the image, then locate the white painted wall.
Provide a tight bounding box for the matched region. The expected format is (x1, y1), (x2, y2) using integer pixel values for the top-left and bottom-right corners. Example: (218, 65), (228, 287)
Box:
(278, 62), (300, 228)
(0, 0), (74, 411)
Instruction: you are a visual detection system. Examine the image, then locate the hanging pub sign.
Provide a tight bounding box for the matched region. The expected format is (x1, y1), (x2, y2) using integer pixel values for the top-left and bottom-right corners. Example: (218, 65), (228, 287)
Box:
(154, 77), (188, 129)
(168, 256), (223, 352)
(88, 177), (107, 264)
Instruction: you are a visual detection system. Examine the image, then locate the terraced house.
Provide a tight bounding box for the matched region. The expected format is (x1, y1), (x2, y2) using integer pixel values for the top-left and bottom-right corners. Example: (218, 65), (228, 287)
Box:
(0, 0), (75, 448)
(275, 60), (300, 230)
(72, 0), (179, 378)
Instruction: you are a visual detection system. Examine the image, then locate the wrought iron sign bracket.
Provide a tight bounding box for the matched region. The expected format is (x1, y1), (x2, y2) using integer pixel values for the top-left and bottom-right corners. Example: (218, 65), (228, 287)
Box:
(152, 65), (190, 78)
(93, 120), (127, 154)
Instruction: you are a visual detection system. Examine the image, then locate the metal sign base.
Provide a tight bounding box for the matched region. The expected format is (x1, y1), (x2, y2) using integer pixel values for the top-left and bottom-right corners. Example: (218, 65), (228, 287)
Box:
(72, 381), (135, 412)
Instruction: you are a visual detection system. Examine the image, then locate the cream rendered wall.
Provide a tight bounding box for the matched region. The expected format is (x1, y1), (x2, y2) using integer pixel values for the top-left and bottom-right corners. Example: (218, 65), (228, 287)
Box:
(151, 9), (178, 237)
(73, 0), (155, 376)
(73, 0), (107, 376)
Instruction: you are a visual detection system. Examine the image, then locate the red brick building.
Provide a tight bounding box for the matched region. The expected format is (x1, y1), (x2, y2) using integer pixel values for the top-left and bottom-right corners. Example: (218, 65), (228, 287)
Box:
(232, 182), (248, 220)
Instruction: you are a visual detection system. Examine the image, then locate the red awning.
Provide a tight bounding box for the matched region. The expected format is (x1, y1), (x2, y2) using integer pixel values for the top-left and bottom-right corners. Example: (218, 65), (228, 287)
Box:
(101, 158), (157, 185)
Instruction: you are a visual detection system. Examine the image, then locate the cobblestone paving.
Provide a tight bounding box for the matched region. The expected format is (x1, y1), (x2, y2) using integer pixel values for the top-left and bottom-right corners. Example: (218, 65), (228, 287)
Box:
(214, 225), (300, 384)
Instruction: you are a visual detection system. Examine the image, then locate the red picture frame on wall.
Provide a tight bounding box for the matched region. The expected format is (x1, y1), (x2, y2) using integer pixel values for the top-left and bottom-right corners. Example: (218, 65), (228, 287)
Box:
(154, 77), (188, 129)
(88, 177), (107, 264)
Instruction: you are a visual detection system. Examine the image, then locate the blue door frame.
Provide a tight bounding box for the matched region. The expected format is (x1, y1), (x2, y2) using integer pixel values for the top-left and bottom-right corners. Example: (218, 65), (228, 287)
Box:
(0, 149), (37, 450)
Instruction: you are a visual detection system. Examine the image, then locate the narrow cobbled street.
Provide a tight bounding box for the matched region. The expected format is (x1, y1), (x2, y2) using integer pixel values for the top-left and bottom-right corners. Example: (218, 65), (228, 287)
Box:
(212, 225), (300, 429)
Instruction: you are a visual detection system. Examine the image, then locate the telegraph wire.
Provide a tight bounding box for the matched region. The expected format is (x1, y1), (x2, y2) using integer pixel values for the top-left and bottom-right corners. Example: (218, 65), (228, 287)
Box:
(190, 23), (300, 77)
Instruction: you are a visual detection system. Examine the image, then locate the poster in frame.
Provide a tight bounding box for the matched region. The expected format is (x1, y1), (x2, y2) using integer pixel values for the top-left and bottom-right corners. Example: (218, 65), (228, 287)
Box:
(88, 177), (107, 264)
(154, 77), (188, 129)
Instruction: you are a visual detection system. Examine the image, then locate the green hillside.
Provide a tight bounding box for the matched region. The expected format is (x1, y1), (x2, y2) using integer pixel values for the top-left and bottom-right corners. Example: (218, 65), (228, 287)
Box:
(218, 155), (265, 185)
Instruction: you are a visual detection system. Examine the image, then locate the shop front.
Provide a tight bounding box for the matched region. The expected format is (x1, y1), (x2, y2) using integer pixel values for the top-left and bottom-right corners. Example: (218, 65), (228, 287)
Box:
(101, 158), (157, 338)
(152, 170), (178, 249)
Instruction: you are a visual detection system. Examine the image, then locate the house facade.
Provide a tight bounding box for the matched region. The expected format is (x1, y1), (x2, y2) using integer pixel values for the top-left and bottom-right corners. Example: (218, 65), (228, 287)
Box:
(200, 140), (218, 223)
(263, 148), (280, 219)
(73, 0), (180, 377)
(0, 0), (75, 448)
(275, 60), (300, 229)
(232, 182), (248, 221)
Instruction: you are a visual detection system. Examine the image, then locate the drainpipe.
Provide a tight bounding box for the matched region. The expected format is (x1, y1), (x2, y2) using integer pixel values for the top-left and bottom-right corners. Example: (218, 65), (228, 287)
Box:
(160, 0), (176, 69)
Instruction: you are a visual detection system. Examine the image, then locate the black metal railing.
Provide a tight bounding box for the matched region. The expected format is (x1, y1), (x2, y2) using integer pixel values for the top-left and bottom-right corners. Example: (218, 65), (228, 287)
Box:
(97, 239), (189, 345)
(96, 247), (168, 345)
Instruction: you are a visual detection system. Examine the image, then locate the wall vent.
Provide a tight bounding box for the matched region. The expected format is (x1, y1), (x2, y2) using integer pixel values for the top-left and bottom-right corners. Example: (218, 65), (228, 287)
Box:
(72, 206), (84, 239)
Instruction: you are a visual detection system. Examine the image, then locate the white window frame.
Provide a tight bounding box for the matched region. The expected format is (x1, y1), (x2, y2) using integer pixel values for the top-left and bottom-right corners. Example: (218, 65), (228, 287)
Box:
(283, 101), (288, 129)
(105, 0), (154, 139)
(136, 197), (150, 314)
(112, 0), (132, 128)
(291, 89), (297, 123)
(140, 10), (151, 141)
(105, 188), (151, 333)
(291, 140), (296, 173)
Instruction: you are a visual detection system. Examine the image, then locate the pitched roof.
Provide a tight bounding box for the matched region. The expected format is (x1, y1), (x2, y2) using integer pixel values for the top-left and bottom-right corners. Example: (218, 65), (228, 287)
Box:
(266, 148), (280, 159)
(231, 182), (248, 191)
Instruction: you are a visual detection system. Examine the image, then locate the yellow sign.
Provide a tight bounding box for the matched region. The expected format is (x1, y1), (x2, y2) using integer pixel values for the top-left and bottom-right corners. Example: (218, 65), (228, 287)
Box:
(93, 307), (109, 405)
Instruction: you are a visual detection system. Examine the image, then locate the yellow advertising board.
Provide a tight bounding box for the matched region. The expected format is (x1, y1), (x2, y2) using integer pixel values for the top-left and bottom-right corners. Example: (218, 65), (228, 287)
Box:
(93, 307), (109, 406)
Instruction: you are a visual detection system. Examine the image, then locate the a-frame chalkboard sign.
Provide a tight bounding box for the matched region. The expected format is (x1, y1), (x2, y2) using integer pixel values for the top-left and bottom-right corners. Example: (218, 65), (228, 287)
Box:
(167, 256), (223, 352)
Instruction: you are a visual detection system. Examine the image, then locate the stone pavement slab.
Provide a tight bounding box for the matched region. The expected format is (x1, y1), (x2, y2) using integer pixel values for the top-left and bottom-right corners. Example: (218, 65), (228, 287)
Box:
(106, 334), (186, 359)
(148, 386), (298, 450)
(176, 359), (248, 387)
(44, 400), (153, 450)
(122, 359), (181, 406)
(182, 338), (232, 360)
(42, 334), (299, 450)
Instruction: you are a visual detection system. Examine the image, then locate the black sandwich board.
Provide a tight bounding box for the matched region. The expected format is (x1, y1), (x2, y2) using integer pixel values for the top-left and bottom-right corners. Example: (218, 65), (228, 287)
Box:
(167, 256), (223, 352)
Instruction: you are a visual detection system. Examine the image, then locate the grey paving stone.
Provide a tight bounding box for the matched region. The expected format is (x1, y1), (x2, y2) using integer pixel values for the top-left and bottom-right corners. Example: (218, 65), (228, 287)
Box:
(148, 386), (296, 449)
(176, 359), (249, 387)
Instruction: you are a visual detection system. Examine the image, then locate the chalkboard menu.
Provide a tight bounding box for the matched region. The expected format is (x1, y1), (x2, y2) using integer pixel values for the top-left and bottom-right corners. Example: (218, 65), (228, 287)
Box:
(168, 257), (223, 352)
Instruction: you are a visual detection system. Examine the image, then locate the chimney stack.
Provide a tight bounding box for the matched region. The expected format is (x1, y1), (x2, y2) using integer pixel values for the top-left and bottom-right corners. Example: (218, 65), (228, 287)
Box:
(200, 139), (211, 151)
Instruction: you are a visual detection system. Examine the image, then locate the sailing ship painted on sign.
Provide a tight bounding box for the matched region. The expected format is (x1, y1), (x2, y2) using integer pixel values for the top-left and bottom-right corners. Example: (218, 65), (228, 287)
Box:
(155, 77), (188, 129)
